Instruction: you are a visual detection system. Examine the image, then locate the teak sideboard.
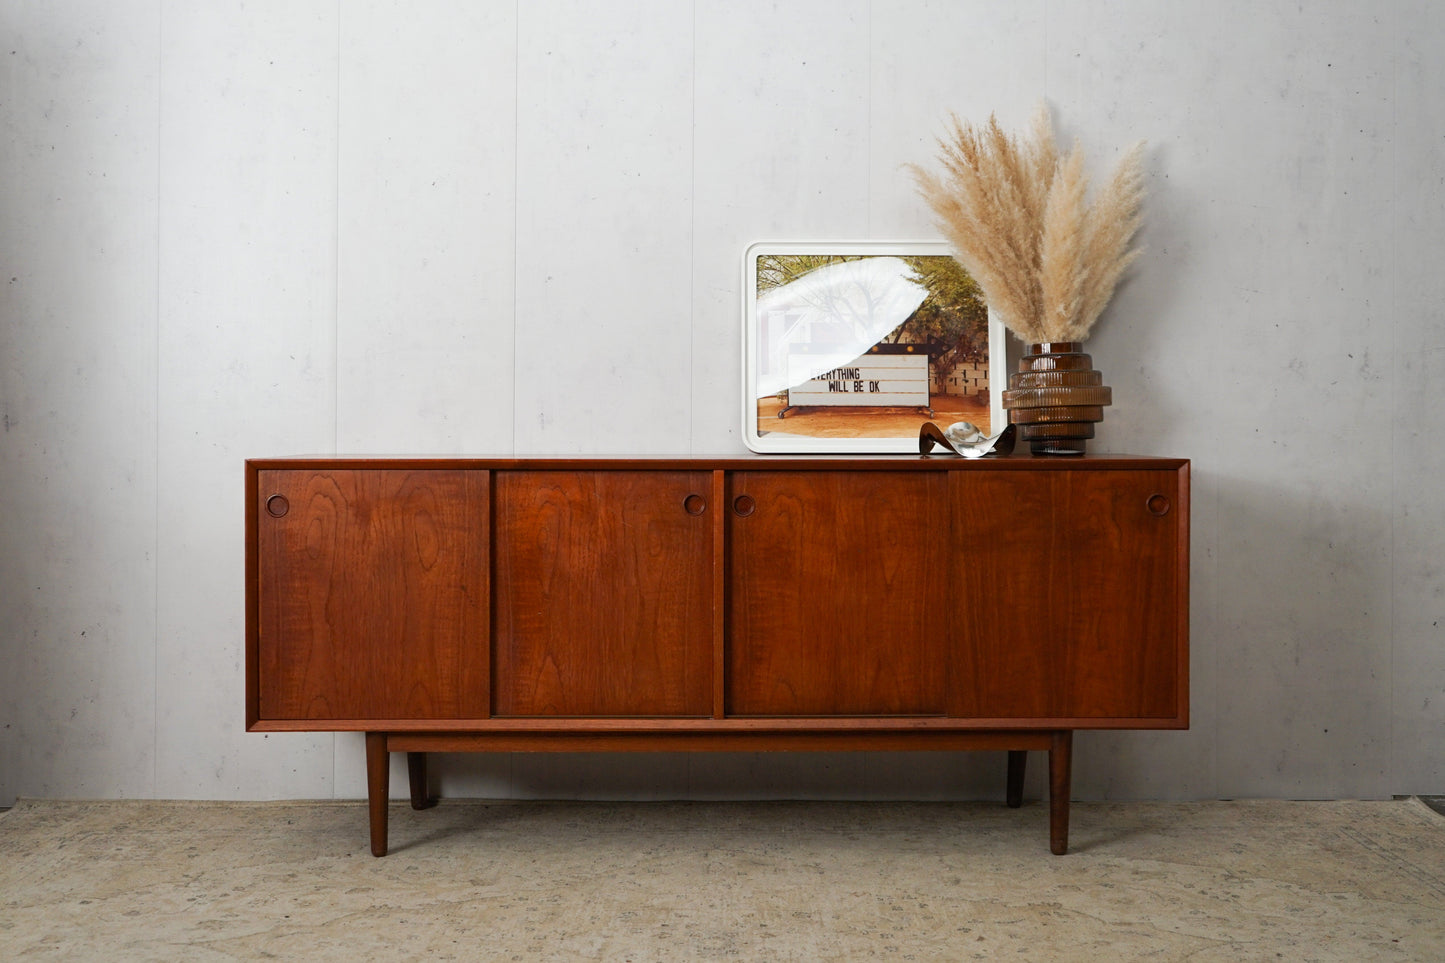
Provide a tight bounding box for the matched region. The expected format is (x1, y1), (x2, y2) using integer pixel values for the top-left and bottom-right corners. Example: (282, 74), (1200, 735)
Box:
(245, 455), (1189, 856)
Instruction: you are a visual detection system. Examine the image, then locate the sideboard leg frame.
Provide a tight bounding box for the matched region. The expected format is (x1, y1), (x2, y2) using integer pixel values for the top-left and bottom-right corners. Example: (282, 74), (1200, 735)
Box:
(407, 752), (438, 810)
(366, 732), (389, 857)
(1048, 730), (1073, 855)
(1005, 750), (1026, 809)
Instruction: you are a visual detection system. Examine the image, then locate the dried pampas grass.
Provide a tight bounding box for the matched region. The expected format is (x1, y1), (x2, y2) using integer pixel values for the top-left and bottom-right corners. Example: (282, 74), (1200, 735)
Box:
(909, 105), (1145, 343)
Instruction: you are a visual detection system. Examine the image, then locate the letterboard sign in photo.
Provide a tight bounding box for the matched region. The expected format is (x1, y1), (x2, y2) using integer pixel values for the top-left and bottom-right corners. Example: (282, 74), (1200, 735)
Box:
(743, 241), (1005, 453)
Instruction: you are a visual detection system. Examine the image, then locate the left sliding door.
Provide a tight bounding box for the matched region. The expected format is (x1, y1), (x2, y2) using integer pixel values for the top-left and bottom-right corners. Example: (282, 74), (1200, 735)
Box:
(254, 469), (489, 722)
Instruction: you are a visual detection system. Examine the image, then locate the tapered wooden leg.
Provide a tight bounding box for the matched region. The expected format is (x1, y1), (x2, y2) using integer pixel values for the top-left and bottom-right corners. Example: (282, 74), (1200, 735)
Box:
(1006, 750), (1026, 808)
(1048, 730), (1073, 855)
(366, 732), (389, 857)
(407, 752), (437, 810)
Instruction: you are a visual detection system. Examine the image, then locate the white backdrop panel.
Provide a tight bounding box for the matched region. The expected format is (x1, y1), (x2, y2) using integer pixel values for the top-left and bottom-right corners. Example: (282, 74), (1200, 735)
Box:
(336, 1), (518, 456)
(155, 0), (341, 800)
(512, 0), (694, 455)
(0, 1), (161, 800)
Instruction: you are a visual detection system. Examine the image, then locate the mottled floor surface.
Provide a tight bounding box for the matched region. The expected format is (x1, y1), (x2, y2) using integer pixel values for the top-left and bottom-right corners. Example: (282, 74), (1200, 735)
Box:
(1, 798), (1442, 961)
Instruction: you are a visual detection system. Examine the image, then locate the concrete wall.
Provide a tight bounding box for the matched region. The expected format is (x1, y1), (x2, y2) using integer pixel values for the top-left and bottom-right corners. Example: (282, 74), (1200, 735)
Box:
(1, 0), (1441, 804)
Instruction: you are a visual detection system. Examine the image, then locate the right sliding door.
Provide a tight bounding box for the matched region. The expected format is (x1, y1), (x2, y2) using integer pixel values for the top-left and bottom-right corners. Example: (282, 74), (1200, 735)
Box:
(948, 465), (1188, 725)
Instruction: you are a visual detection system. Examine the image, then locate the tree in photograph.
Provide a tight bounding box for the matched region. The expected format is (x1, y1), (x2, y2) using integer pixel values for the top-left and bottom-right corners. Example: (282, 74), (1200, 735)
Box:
(754, 254), (863, 293)
(886, 256), (989, 385)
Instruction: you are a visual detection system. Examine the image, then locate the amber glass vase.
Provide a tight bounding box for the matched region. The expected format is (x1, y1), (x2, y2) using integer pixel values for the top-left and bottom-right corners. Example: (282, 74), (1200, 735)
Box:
(1001, 342), (1113, 455)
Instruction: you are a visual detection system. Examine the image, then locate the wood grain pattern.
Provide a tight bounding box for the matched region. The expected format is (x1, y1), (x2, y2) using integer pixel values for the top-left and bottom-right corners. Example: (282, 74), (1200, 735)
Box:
(248, 458), (1188, 728)
(948, 468), (1186, 722)
(725, 471), (948, 715)
(256, 469), (488, 720)
(492, 470), (713, 716)
(711, 469), (727, 719)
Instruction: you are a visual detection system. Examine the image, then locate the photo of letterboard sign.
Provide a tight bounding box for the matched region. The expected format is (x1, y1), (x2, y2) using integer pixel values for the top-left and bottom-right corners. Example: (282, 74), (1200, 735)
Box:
(743, 241), (1005, 453)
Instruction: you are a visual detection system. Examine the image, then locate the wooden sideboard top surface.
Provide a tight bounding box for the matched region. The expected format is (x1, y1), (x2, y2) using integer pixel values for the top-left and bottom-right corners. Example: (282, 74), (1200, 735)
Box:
(247, 452), (1188, 471)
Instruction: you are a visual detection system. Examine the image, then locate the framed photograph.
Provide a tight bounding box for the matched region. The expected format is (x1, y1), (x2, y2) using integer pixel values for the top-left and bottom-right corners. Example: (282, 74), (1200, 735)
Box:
(742, 241), (1006, 453)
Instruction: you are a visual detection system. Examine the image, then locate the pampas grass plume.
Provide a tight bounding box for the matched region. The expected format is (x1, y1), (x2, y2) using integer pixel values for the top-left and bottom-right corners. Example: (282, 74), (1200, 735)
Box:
(909, 105), (1145, 343)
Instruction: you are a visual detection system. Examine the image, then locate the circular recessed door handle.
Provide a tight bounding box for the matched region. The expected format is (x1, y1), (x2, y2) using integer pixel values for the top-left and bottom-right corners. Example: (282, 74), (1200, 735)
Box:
(683, 494), (707, 516)
(265, 494), (290, 518)
(1146, 494), (1171, 517)
(733, 494), (756, 517)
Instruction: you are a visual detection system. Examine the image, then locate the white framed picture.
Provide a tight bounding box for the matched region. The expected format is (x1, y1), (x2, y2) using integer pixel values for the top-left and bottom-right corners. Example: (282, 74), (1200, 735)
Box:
(742, 241), (1006, 453)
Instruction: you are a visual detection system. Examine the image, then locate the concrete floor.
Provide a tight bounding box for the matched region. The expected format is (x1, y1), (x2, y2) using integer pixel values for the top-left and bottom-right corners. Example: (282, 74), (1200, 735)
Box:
(1, 797), (1442, 960)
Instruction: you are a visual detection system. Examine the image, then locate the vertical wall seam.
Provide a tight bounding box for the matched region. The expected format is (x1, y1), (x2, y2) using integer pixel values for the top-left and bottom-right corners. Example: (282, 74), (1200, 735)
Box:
(506, 0), (520, 793)
(1387, 3), (1398, 795)
(332, 0), (342, 798)
(866, 0), (872, 235)
(334, 1), (342, 461)
(153, 0), (163, 800)
(689, 0), (697, 454)
(515, 0), (521, 456)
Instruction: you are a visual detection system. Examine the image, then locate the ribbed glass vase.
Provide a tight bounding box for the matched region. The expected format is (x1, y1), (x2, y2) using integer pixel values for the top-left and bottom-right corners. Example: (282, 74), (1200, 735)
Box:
(1001, 342), (1112, 455)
